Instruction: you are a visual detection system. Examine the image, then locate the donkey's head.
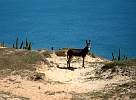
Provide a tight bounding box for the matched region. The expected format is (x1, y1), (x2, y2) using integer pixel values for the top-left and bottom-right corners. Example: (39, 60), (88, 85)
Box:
(85, 40), (91, 51)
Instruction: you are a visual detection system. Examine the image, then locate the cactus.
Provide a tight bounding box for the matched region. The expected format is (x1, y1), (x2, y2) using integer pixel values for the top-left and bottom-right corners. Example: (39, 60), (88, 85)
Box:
(125, 56), (127, 60)
(23, 38), (32, 50)
(28, 42), (32, 50)
(112, 52), (115, 61)
(2, 41), (5, 47)
(118, 49), (121, 61)
(20, 41), (24, 49)
(112, 49), (127, 61)
(15, 37), (19, 49)
(13, 36), (32, 50)
(51, 47), (54, 51)
(25, 38), (28, 49)
(13, 44), (15, 48)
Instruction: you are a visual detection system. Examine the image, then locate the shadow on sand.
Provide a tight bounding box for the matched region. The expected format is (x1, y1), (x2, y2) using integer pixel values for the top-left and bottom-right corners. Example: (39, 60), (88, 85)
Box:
(57, 66), (77, 71)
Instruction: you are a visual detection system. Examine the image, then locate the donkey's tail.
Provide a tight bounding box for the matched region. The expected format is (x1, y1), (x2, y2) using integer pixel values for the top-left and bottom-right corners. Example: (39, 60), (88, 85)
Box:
(67, 50), (70, 60)
(67, 52), (69, 60)
(67, 51), (70, 67)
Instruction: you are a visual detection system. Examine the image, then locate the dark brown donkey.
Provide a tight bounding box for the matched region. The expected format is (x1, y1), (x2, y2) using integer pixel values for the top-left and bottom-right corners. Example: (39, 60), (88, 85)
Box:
(67, 40), (91, 68)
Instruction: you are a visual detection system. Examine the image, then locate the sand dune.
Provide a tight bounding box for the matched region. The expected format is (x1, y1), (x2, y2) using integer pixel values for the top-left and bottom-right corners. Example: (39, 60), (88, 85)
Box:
(0, 50), (134, 100)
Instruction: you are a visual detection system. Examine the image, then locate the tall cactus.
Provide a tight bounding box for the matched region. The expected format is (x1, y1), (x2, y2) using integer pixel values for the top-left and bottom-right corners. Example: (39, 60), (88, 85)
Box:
(112, 48), (127, 61)
(28, 42), (32, 50)
(112, 52), (115, 61)
(13, 44), (15, 48)
(25, 38), (28, 49)
(20, 41), (24, 49)
(13, 36), (32, 50)
(15, 37), (19, 49)
(2, 41), (5, 47)
(118, 49), (121, 61)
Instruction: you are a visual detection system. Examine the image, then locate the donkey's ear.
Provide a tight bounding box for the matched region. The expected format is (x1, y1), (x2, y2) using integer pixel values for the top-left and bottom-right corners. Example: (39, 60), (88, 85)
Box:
(86, 40), (88, 44)
(89, 40), (91, 43)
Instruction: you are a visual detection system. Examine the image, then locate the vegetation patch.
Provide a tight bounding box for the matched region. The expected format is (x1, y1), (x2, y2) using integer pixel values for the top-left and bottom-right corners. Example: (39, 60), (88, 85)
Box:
(0, 91), (29, 100)
(95, 60), (136, 79)
(20, 51), (41, 64)
(0, 48), (42, 77)
(71, 81), (136, 100)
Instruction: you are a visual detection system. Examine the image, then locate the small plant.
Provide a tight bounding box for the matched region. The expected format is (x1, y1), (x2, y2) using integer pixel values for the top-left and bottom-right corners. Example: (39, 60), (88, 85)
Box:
(112, 49), (127, 61)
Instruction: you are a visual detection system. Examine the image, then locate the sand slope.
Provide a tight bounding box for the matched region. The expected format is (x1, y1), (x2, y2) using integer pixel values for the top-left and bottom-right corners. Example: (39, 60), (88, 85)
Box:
(0, 52), (133, 100)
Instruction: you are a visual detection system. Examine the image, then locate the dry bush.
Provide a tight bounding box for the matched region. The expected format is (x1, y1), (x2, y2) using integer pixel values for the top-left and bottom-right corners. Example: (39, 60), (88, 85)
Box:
(29, 72), (45, 81)
(42, 50), (52, 58)
(55, 50), (66, 57)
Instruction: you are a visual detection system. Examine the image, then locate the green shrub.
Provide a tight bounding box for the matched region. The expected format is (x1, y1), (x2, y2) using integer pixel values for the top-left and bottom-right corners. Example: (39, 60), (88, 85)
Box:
(20, 52), (40, 64)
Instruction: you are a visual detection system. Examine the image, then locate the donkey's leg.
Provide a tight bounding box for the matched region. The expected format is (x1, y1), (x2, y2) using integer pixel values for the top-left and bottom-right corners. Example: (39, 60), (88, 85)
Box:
(69, 56), (72, 68)
(69, 61), (70, 68)
(67, 59), (70, 68)
(67, 56), (72, 68)
(67, 54), (70, 67)
(67, 58), (69, 68)
(82, 57), (85, 68)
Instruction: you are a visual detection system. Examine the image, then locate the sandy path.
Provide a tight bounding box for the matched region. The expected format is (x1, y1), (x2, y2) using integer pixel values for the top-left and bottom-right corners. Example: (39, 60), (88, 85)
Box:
(0, 55), (131, 100)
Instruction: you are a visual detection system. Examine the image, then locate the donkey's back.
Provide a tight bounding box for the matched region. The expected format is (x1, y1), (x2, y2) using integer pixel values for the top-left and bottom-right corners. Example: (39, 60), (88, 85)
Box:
(67, 49), (83, 57)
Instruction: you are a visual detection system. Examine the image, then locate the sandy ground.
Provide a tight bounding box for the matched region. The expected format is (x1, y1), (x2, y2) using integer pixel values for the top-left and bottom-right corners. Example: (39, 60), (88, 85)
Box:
(0, 53), (131, 100)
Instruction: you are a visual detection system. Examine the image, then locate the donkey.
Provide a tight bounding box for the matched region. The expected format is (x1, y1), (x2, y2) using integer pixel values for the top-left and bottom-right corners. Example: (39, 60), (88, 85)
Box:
(67, 40), (91, 68)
